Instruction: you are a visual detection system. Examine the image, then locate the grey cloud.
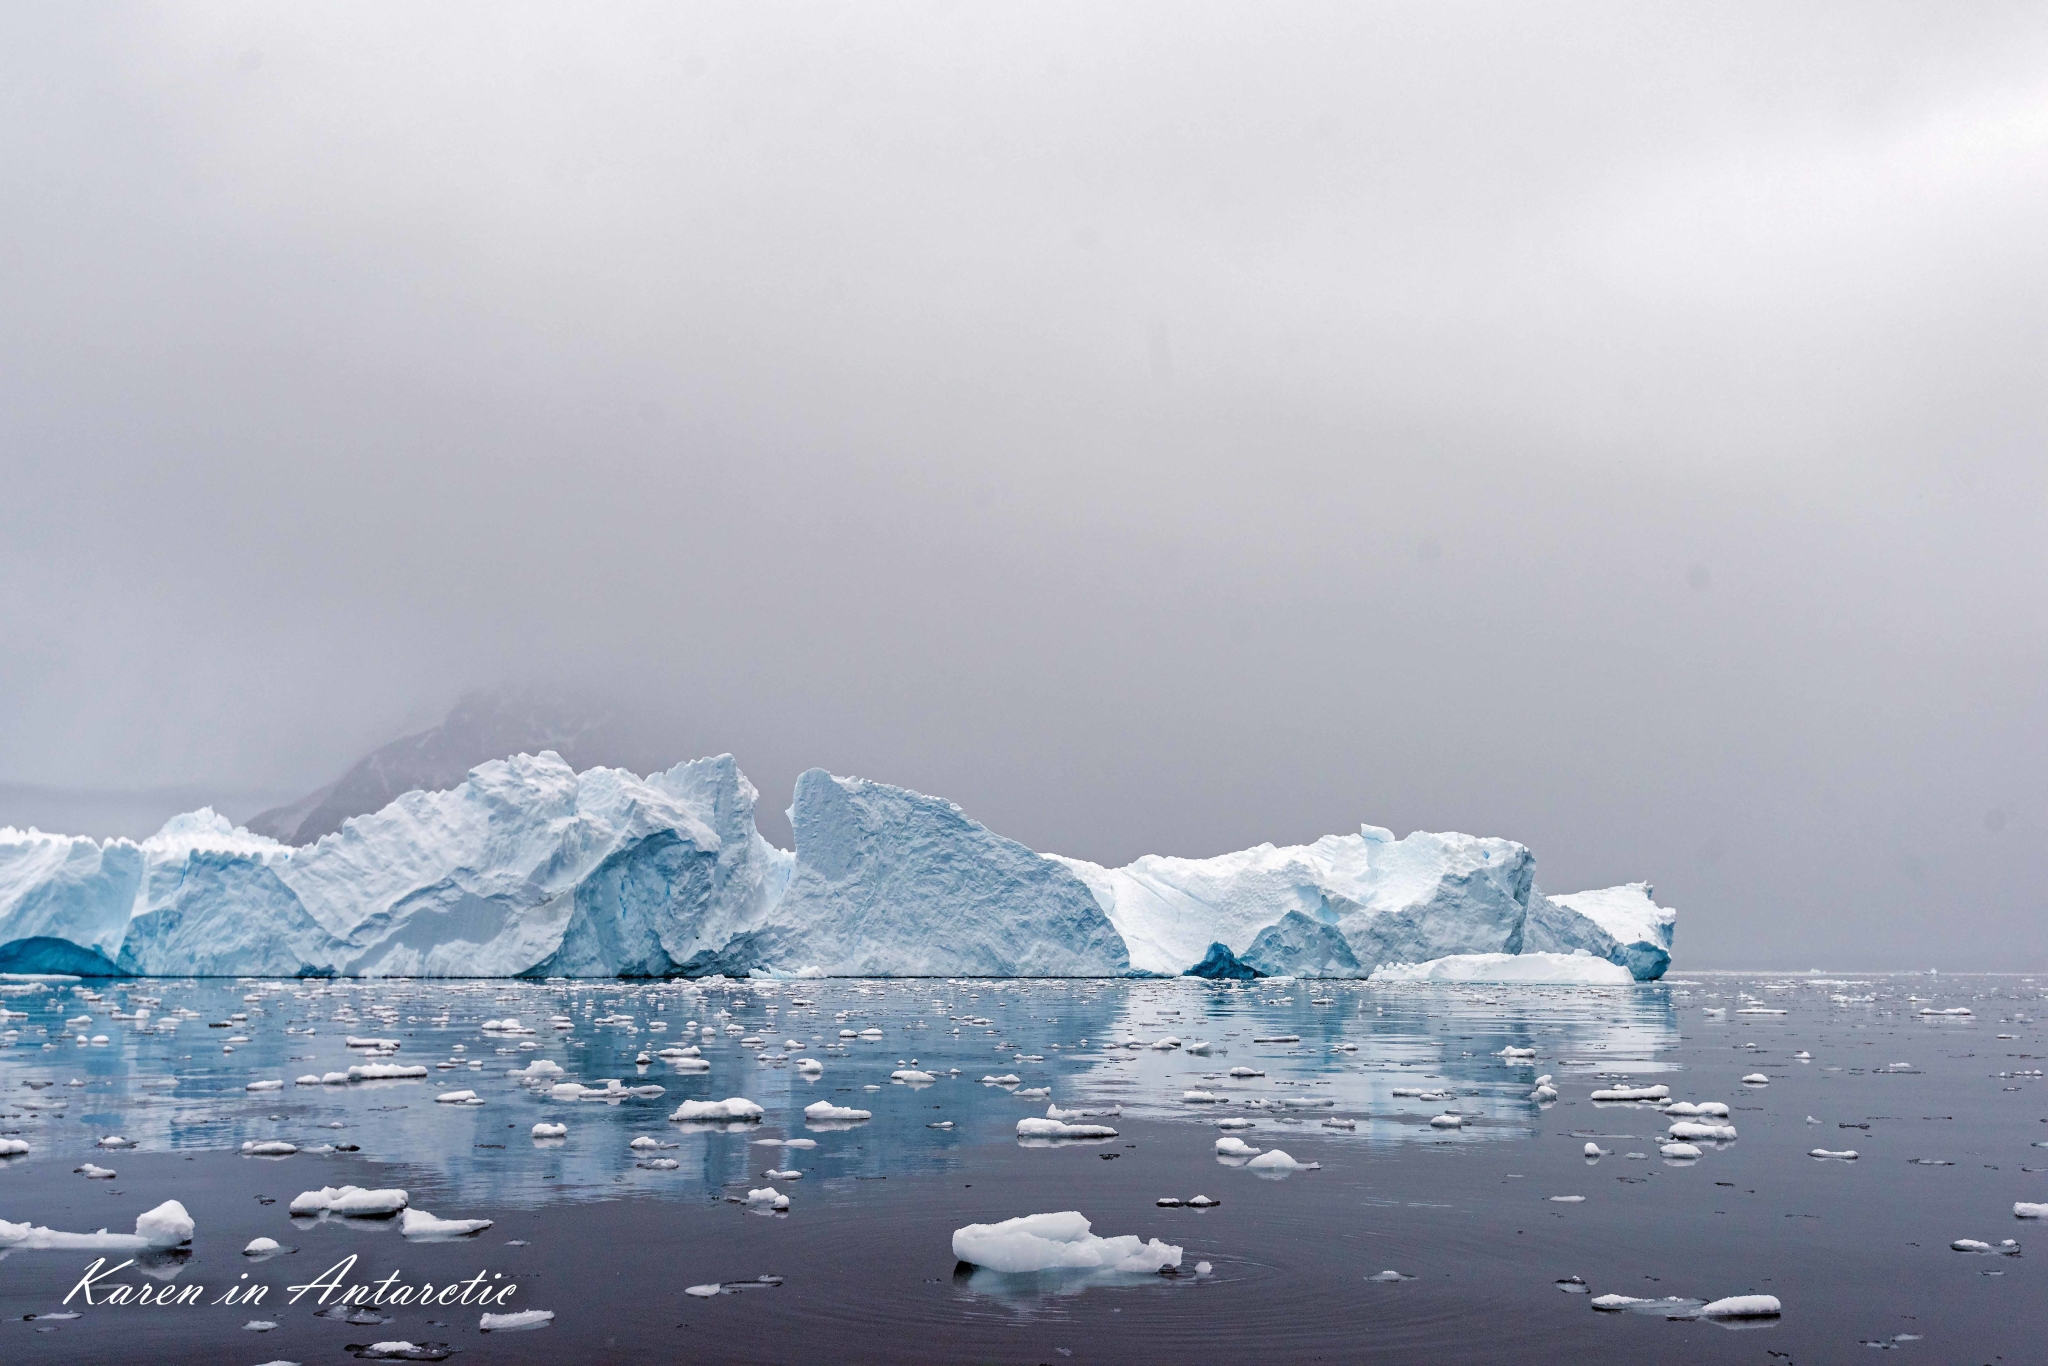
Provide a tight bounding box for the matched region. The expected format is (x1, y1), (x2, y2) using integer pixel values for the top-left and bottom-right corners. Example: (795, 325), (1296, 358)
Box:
(1, 3), (2044, 968)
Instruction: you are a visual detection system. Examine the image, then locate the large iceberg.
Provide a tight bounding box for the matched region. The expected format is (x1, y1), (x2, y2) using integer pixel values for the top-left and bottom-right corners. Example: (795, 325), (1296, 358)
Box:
(0, 753), (1672, 979)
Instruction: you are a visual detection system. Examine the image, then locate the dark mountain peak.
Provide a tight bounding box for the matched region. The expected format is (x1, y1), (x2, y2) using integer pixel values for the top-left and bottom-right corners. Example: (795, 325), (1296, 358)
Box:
(247, 686), (617, 845)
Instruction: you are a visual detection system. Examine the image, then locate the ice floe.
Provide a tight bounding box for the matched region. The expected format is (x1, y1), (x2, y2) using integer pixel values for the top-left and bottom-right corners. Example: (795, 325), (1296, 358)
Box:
(401, 1209), (493, 1239)
(951, 1211), (1180, 1274)
(804, 1101), (871, 1122)
(0, 1199), (192, 1251)
(479, 1310), (553, 1331)
(1020, 1118), (1118, 1139)
(290, 1185), (409, 1217)
(669, 1097), (764, 1123)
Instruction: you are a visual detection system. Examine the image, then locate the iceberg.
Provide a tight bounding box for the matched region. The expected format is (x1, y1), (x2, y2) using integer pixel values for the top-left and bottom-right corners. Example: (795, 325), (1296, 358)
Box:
(1523, 882), (1676, 980)
(0, 751), (1674, 980)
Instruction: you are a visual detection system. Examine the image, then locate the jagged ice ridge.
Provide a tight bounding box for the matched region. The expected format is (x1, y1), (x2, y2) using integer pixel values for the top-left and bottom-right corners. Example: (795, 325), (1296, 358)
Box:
(0, 752), (1673, 980)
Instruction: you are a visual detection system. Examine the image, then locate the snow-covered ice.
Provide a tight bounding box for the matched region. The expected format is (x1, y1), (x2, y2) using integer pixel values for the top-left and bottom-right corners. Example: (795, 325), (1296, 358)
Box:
(1, 754), (1675, 979)
(289, 1185), (408, 1216)
(950, 1211), (1181, 1274)
(401, 1209), (493, 1239)
(0, 1199), (192, 1251)
(479, 1310), (553, 1331)
(1371, 952), (1634, 985)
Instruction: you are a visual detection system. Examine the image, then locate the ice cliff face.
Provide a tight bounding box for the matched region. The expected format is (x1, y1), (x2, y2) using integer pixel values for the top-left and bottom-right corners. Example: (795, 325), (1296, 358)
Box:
(1522, 882), (1676, 980)
(752, 770), (1129, 977)
(0, 755), (1672, 979)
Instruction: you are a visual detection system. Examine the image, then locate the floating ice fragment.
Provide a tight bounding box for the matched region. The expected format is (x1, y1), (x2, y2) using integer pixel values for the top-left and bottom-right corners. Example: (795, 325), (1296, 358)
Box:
(1252, 1035), (1300, 1044)
(244, 1237), (282, 1255)
(0, 1199), (193, 1250)
(1021, 1118), (1118, 1139)
(1740, 1073), (1769, 1085)
(804, 1101), (870, 1122)
(669, 1098), (764, 1123)
(1590, 1084), (1669, 1102)
(434, 1090), (482, 1105)
(1549, 1195), (1585, 1203)
(290, 1185), (409, 1216)
(479, 1310), (552, 1331)
(1245, 1149), (1318, 1172)
(891, 1069), (936, 1084)
(348, 1063), (428, 1081)
(0, 1139), (27, 1156)
(746, 1187), (790, 1209)
(1668, 1122), (1738, 1141)
(1584, 1143), (1607, 1157)
(1700, 1294), (1781, 1317)
(401, 1209), (493, 1239)
(980, 1074), (1021, 1085)
(532, 1123), (567, 1138)
(247, 1079), (284, 1092)
(75, 1163), (116, 1178)
(1429, 1114), (1463, 1129)
(951, 1211), (1180, 1274)
(1186, 1195), (1218, 1208)
(1662, 1101), (1729, 1117)
(1809, 1149), (1858, 1160)
(1661, 1143), (1702, 1159)
(1369, 1270), (1415, 1282)
(1214, 1136), (1260, 1156)
(96, 1134), (132, 1148)
(242, 1141), (298, 1156)
(2014, 1203), (2047, 1219)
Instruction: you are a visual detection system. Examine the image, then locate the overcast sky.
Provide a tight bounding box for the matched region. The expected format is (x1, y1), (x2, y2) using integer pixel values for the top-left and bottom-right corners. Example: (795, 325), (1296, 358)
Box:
(3, 3), (2044, 969)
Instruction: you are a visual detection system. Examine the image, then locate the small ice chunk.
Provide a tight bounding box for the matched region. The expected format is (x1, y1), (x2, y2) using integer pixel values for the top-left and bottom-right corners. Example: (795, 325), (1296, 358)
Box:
(1589, 1084), (1669, 1102)
(1809, 1148), (1858, 1160)
(746, 1187), (790, 1209)
(1215, 1136), (1260, 1156)
(1667, 1122), (1738, 1141)
(1549, 1195), (1586, 1203)
(1020, 1118), (1117, 1139)
(981, 1074), (1021, 1085)
(0, 1199), (193, 1251)
(1185, 1041), (1212, 1055)
(1182, 1090), (1225, 1104)
(532, 1123), (567, 1138)
(241, 1141), (298, 1156)
(348, 1063), (428, 1081)
(1227, 1067), (1264, 1078)
(0, 1139), (27, 1157)
(804, 1101), (871, 1122)
(246, 1079), (284, 1092)
(795, 1058), (823, 1073)
(479, 1309), (553, 1331)
(401, 1209), (493, 1239)
(1583, 1143), (1607, 1157)
(244, 1237), (282, 1255)
(1740, 1073), (1769, 1085)
(629, 1136), (660, 1149)
(1246, 1149), (1319, 1171)
(296, 1074), (322, 1086)
(1368, 1270), (1414, 1282)
(1660, 1142), (1702, 1159)
(891, 1069), (936, 1084)
(951, 1211), (1180, 1273)
(434, 1090), (482, 1105)
(1186, 1195), (1218, 1208)
(76, 1163), (116, 1178)
(289, 1185), (409, 1216)
(1700, 1294), (1781, 1317)
(243, 1319), (277, 1330)
(2013, 1203), (2048, 1219)
(669, 1097), (764, 1123)
(1429, 1114), (1463, 1129)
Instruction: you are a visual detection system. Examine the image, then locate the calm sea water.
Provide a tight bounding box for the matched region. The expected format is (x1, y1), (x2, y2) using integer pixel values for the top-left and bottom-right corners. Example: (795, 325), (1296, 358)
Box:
(2, 971), (2042, 1364)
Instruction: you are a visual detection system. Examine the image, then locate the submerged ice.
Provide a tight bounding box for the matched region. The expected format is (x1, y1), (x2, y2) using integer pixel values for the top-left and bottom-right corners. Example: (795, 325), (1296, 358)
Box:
(1, 753), (1673, 979)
